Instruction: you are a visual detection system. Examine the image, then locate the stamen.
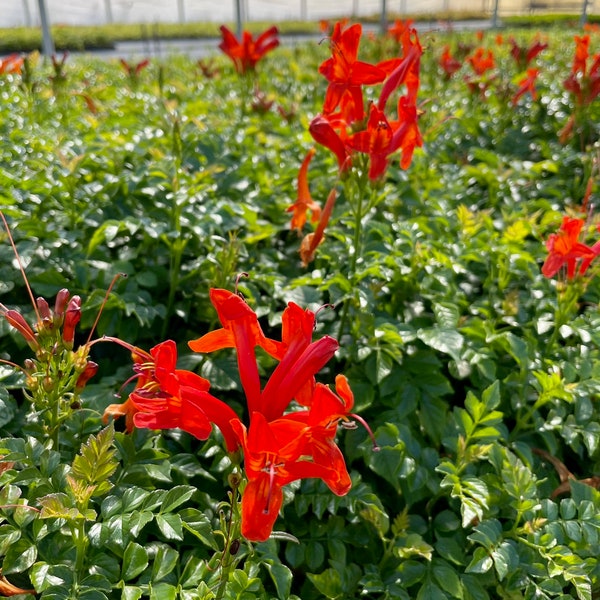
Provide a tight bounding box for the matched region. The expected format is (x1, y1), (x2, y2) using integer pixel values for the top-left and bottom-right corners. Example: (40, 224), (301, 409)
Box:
(0, 211), (41, 324)
(349, 413), (380, 452)
(263, 462), (276, 515)
(116, 373), (142, 396)
(0, 358), (29, 377)
(85, 273), (127, 346)
(89, 335), (135, 352)
(235, 272), (249, 297)
(314, 303), (336, 329)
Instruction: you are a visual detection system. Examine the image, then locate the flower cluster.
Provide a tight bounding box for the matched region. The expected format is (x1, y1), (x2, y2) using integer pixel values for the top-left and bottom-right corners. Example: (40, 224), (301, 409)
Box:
(542, 215), (600, 280)
(308, 20), (423, 181)
(564, 34), (600, 108)
(104, 288), (368, 541)
(218, 25), (279, 75)
(1, 286), (98, 437)
(0, 53), (24, 75)
(508, 36), (548, 71)
(560, 34), (600, 142)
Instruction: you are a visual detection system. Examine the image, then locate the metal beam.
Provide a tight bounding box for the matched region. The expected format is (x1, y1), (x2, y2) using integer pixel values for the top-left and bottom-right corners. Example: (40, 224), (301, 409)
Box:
(104, 0), (113, 23)
(234, 0), (242, 37)
(380, 0), (388, 34)
(37, 0), (55, 56)
(580, 0), (589, 25)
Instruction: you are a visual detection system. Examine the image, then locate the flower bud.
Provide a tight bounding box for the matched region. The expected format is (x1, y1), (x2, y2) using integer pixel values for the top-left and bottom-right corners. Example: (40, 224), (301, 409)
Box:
(53, 289), (70, 319)
(36, 297), (53, 331)
(75, 361), (98, 392)
(62, 296), (81, 348)
(4, 310), (38, 349)
(228, 471), (243, 489)
(36, 297), (51, 321)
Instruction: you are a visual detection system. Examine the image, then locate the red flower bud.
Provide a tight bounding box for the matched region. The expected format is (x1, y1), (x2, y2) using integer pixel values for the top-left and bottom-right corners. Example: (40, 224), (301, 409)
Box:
(4, 309), (38, 348)
(75, 361), (98, 391)
(36, 297), (51, 321)
(62, 295), (81, 347)
(54, 289), (70, 319)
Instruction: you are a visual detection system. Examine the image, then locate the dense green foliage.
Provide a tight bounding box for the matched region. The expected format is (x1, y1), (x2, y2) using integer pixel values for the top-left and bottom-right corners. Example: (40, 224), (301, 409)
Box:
(1, 14), (600, 53)
(1, 24), (600, 600)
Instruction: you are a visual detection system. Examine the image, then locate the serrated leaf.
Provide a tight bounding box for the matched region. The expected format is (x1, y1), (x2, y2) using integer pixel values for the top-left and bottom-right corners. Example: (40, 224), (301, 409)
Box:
(307, 568), (342, 599)
(3, 537), (37, 573)
(149, 582), (178, 600)
(71, 424), (117, 497)
(159, 485), (195, 514)
(263, 561), (293, 600)
(417, 327), (464, 361)
(155, 513), (183, 540)
(122, 542), (149, 581)
(465, 546), (494, 574)
(38, 493), (80, 520)
(492, 540), (518, 582)
(180, 508), (219, 550)
(151, 545), (178, 581)
(416, 577), (448, 600)
(122, 587), (143, 600)
(30, 562), (72, 591)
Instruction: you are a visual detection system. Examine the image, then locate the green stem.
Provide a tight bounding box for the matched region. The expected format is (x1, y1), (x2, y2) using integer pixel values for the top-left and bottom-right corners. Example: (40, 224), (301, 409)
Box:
(161, 170), (184, 340)
(337, 163), (372, 341)
(214, 475), (242, 600)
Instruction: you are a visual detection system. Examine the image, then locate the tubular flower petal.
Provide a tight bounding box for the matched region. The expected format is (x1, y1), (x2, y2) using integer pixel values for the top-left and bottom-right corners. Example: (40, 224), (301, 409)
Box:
(512, 68), (539, 105)
(347, 103), (400, 180)
(466, 48), (495, 76)
(392, 95), (424, 170)
(439, 45), (462, 78)
(0, 574), (35, 596)
(377, 28), (422, 110)
(309, 114), (352, 172)
(107, 340), (241, 451)
(62, 295), (82, 347)
(188, 289), (281, 414)
(218, 25), (279, 74)
(287, 147), (322, 232)
(299, 188), (338, 266)
(3, 309), (38, 348)
(260, 333), (339, 421)
(103, 396), (138, 433)
(232, 413), (344, 541)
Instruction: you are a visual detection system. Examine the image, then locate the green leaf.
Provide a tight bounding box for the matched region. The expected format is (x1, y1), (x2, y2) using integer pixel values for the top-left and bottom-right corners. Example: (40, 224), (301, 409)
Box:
(416, 577), (449, 600)
(432, 559), (463, 598)
(30, 562), (73, 592)
(71, 424), (118, 497)
(159, 485), (195, 514)
(465, 547), (494, 574)
(121, 587), (143, 600)
(180, 508), (219, 550)
(305, 541), (325, 571)
(0, 390), (17, 428)
(155, 513), (184, 541)
(262, 561), (293, 600)
(0, 524), (21, 555)
(492, 540), (518, 582)
(149, 582), (178, 600)
(122, 542), (149, 581)
(3, 537), (37, 573)
(307, 568), (343, 599)
(417, 327), (464, 362)
(468, 519), (502, 551)
(151, 545), (178, 581)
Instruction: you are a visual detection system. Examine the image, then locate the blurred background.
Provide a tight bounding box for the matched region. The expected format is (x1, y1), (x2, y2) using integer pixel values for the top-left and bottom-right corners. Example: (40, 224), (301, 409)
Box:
(2, 0), (593, 27)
